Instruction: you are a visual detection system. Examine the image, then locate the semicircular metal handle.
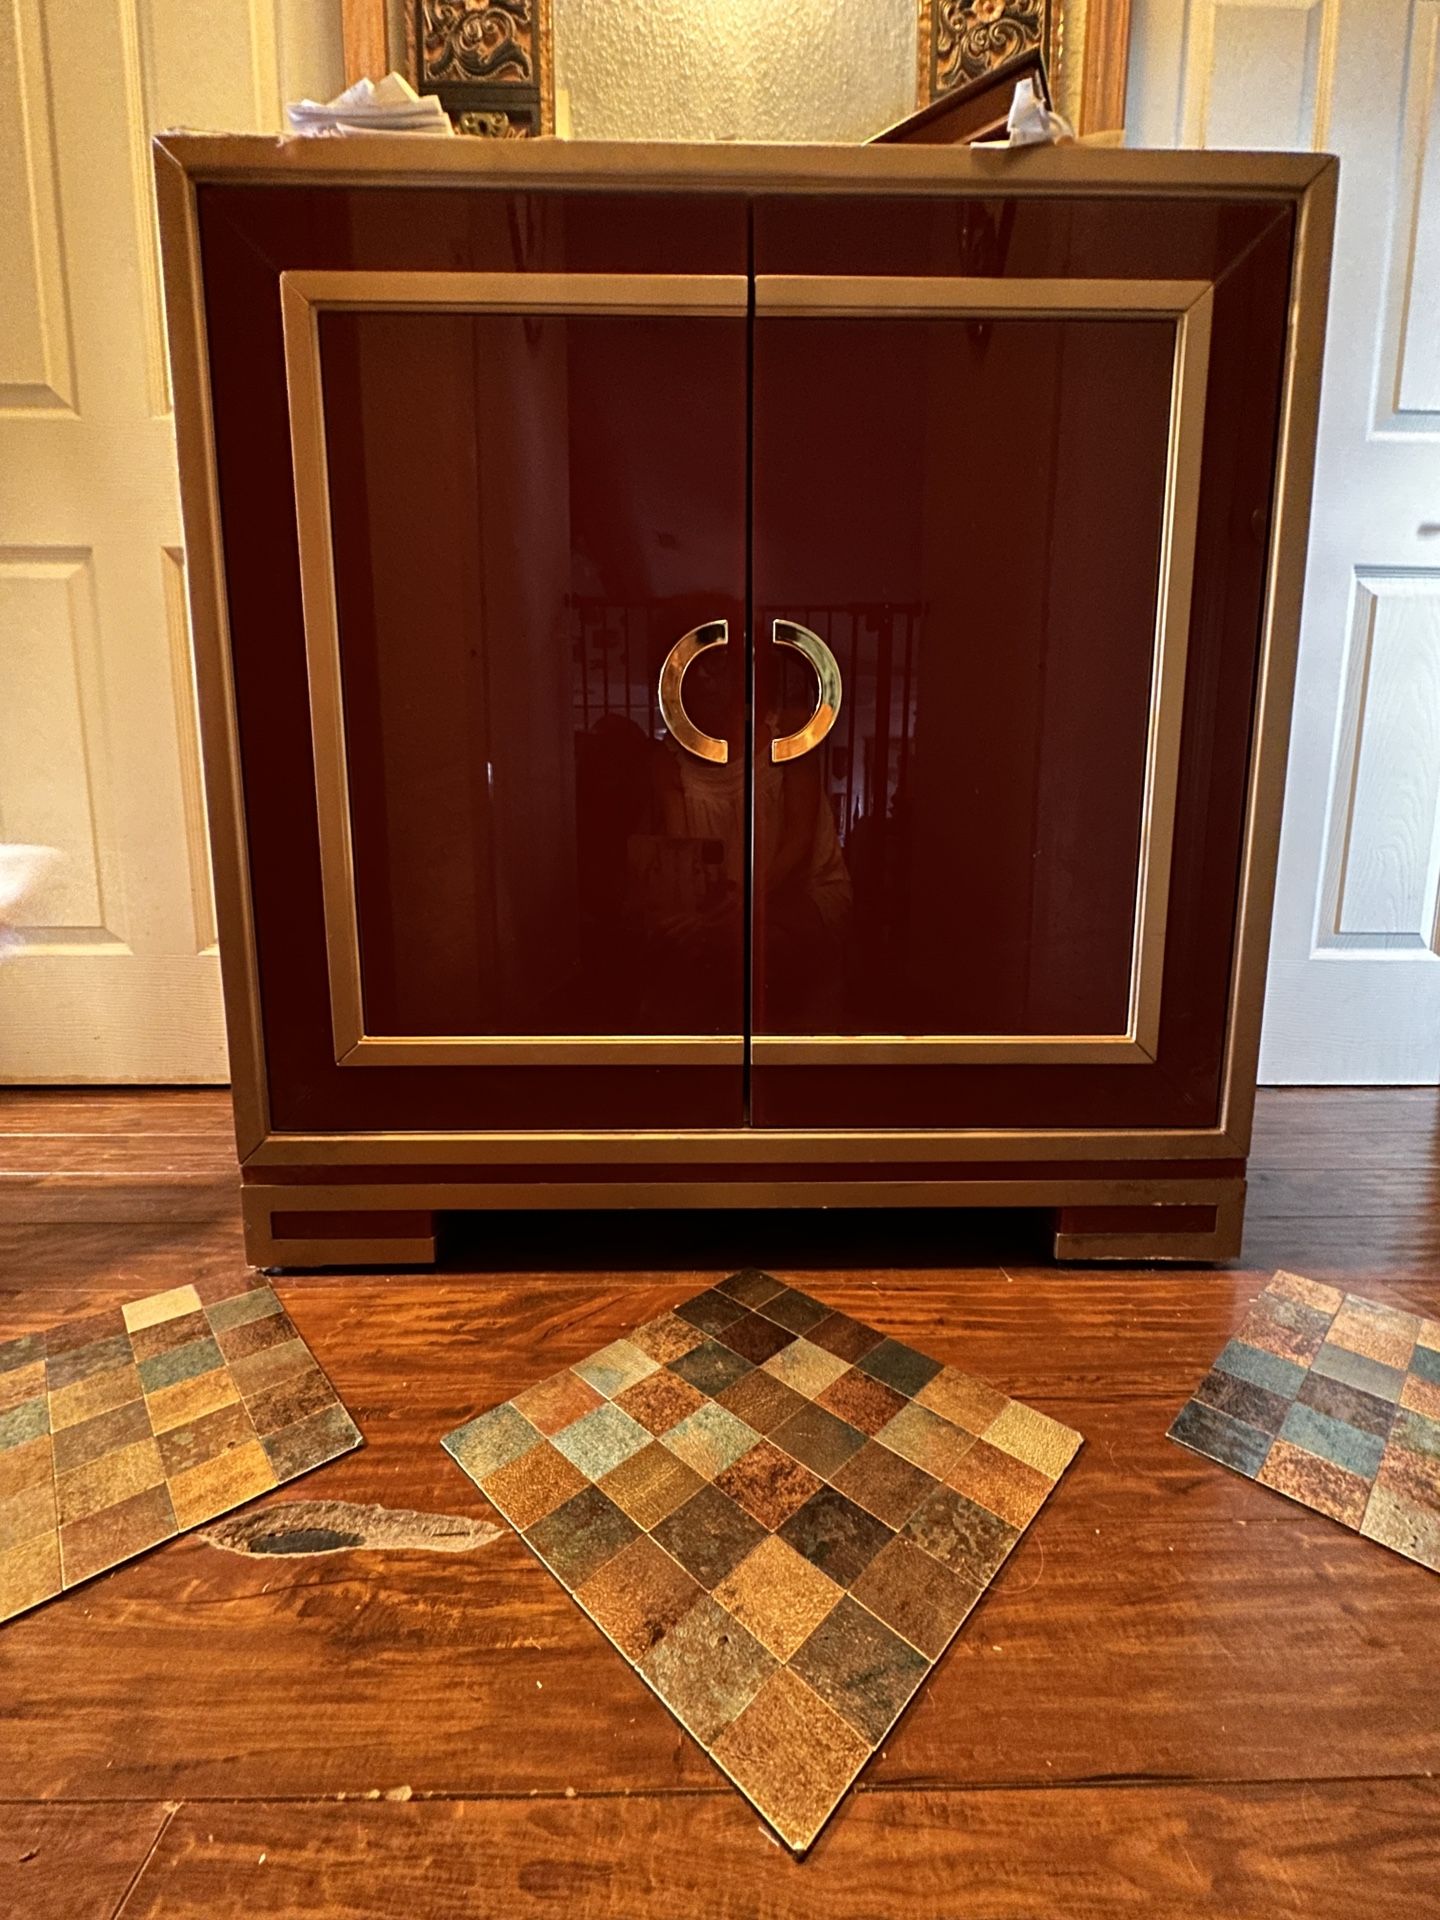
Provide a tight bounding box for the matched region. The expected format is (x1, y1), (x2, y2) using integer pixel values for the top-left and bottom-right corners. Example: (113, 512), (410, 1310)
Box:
(657, 620), (730, 764)
(770, 619), (842, 764)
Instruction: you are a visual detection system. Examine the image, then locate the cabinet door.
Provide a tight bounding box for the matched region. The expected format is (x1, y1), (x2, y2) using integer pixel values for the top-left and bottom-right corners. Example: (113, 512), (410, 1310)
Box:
(198, 187), (750, 1132)
(749, 194), (1297, 1131)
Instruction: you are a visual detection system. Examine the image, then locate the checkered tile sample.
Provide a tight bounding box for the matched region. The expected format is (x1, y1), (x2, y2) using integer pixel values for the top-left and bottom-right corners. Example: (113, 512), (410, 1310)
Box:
(443, 1272), (1082, 1851)
(0, 1280), (361, 1624)
(1170, 1271), (1440, 1572)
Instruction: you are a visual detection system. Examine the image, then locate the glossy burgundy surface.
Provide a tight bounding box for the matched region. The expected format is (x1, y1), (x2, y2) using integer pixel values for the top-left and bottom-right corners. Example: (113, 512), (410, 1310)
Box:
(321, 307), (747, 1048)
(199, 184), (748, 1130)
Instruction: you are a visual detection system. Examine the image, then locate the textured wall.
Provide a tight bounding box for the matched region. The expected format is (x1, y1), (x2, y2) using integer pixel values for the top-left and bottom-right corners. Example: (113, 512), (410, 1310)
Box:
(554, 0), (917, 143)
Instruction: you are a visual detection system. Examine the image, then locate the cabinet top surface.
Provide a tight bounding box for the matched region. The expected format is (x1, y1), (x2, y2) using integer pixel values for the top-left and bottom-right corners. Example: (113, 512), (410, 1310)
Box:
(152, 132), (1334, 201)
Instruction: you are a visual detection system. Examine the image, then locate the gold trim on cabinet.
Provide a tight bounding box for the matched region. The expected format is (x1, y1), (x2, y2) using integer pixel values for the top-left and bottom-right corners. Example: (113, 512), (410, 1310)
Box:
(770, 619), (843, 764)
(280, 267), (748, 1069)
(658, 620), (732, 763)
(154, 134), (1335, 1166)
(752, 275), (1213, 1068)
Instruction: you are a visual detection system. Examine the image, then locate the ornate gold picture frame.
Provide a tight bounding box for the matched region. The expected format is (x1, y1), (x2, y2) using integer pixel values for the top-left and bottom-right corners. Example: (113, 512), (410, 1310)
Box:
(916, 0), (1132, 139)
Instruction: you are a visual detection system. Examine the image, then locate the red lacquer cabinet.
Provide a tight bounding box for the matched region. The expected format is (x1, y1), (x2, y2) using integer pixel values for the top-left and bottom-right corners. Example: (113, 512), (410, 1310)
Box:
(157, 137), (1335, 1267)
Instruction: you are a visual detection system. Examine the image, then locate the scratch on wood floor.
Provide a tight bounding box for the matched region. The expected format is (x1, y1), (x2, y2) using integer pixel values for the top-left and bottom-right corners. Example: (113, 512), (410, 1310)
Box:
(198, 1499), (502, 1558)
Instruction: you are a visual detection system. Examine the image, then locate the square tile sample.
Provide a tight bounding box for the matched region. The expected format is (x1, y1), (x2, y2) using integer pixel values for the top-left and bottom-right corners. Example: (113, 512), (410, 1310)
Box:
(1169, 1271), (1440, 1572)
(443, 1270), (1082, 1851)
(0, 1279), (361, 1625)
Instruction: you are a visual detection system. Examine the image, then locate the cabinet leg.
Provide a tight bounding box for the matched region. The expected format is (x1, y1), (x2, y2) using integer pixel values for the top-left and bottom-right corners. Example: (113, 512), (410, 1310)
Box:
(1052, 1183), (1244, 1263)
(241, 1189), (437, 1271)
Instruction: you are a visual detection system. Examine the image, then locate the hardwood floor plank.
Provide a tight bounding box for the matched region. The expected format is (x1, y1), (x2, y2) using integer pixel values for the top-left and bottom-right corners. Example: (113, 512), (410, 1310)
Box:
(121, 1782), (1440, 1918)
(0, 1801), (173, 1920)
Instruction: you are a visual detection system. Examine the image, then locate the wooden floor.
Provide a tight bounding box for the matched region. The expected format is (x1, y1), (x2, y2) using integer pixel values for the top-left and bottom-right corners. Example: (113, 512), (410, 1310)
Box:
(2, 1088), (1438, 1918)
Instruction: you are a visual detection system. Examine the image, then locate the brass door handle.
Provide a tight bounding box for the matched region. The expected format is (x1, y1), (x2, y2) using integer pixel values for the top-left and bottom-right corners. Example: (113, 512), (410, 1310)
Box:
(658, 620), (730, 764)
(770, 619), (842, 763)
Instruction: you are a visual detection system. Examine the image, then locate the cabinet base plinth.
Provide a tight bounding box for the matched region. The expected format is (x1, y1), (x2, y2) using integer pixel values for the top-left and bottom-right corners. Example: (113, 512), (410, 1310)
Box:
(1052, 1184), (1244, 1263)
(241, 1191), (437, 1270)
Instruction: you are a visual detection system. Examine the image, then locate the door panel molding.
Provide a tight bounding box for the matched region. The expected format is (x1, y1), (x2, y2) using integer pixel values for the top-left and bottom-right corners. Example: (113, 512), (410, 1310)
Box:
(280, 268), (748, 1068)
(751, 275), (1212, 1067)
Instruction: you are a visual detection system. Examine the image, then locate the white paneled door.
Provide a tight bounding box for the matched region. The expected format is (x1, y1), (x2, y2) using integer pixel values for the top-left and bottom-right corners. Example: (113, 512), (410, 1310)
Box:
(1130, 0), (1440, 1082)
(0, 1), (339, 1081)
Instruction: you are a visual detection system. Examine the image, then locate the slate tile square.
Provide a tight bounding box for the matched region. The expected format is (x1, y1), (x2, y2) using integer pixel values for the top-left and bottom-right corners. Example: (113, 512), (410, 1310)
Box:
(914, 1366), (1009, 1436)
(762, 1338), (850, 1398)
(511, 1368), (605, 1436)
(479, 1441), (589, 1530)
(1211, 1339), (1308, 1400)
(0, 1400), (50, 1453)
(712, 1532), (843, 1659)
(1310, 1341), (1406, 1404)
(857, 1338), (943, 1399)
(779, 1485), (893, 1588)
(59, 1482), (176, 1588)
(712, 1310), (796, 1366)
(715, 1270), (785, 1309)
(121, 1287), (201, 1333)
(1412, 1344), (1440, 1387)
(49, 1365), (140, 1433)
(710, 1668), (870, 1853)
(260, 1401), (359, 1482)
(213, 1310), (301, 1367)
(145, 1366), (241, 1436)
(0, 1334), (45, 1376)
(574, 1533), (703, 1663)
(0, 1435), (52, 1504)
(1169, 1398), (1272, 1477)
(982, 1401), (1083, 1480)
(169, 1437), (278, 1531)
(1170, 1273), (1440, 1575)
(598, 1440), (707, 1529)
(789, 1594), (929, 1745)
(628, 1313), (704, 1364)
(1278, 1400), (1387, 1480)
(674, 1289), (747, 1337)
(46, 1308), (126, 1356)
(245, 1365), (336, 1440)
(45, 1332), (134, 1393)
(1192, 1367), (1292, 1437)
(525, 1485), (638, 1591)
(55, 1436), (165, 1528)
(155, 1401), (263, 1481)
(51, 1399), (152, 1478)
(613, 1368), (706, 1437)
(128, 1311), (211, 1367)
(549, 1404), (650, 1480)
(0, 1480), (56, 1554)
(637, 1592), (775, 1745)
(943, 1437), (1053, 1529)
(444, 1402), (541, 1482)
(757, 1287), (830, 1336)
(662, 1403), (759, 1480)
(714, 1439), (822, 1530)
(771, 1402), (868, 1477)
(0, 1361), (45, 1417)
(667, 1338), (753, 1399)
(1328, 1298), (1419, 1373)
(716, 1369), (809, 1437)
(805, 1312), (885, 1365)
(829, 1440), (938, 1529)
(573, 1339), (660, 1400)
(138, 1335), (225, 1396)
(1361, 1486), (1440, 1571)
(228, 1337), (315, 1400)
(876, 1401), (976, 1479)
(440, 1272), (1081, 1852)
(204, 1288), (284, 1335)
(1258, 1439), (1370, 1528)
(817, 1367), (908, 1438)
(0, 1532), (62, 1623)
(848, 1533), (981, 1659)
(652, 1482), (768, 1590)
(902, 1485), (1018, 1585)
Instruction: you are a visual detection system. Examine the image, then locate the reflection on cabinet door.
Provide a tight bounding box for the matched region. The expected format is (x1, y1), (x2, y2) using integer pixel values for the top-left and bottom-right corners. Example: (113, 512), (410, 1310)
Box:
(283, 273), (750, 1099)
(748, 268), (1262, 1130)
